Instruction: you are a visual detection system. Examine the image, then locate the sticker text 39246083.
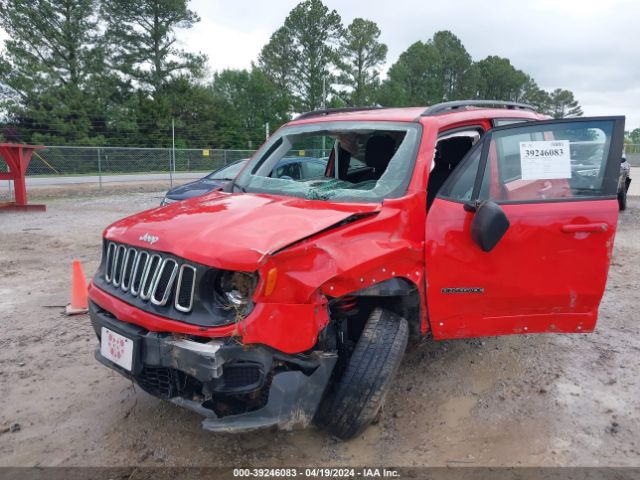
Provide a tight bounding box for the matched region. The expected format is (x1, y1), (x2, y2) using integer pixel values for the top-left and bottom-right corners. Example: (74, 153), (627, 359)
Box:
(520, 140), (571, 180)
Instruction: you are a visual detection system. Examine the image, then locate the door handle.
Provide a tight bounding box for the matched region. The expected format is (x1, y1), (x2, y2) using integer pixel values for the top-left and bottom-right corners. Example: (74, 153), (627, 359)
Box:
(561, 223), (608, 233)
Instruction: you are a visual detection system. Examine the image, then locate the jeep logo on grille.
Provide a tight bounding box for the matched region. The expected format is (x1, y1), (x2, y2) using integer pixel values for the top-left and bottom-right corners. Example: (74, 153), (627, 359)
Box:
(139, 233), (159, 245)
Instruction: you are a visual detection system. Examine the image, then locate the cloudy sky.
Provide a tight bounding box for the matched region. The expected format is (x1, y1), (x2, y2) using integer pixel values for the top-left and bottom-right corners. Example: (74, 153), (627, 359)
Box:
(1, 0), (639, 129)
(183, 0), (640, 130)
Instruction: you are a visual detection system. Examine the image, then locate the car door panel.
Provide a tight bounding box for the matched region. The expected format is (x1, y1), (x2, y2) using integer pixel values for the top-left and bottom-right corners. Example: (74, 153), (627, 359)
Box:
(426, 116), (625, 340)
(426, 197), (618, 339)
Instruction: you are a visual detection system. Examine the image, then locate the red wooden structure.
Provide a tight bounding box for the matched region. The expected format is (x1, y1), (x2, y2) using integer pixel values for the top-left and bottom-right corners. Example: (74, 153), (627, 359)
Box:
(0, 143), (45, 212)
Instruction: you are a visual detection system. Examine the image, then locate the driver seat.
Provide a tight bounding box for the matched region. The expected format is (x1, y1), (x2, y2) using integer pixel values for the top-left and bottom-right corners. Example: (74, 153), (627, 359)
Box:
(427, 136), (474, 209)
(359, 134), (396, 182)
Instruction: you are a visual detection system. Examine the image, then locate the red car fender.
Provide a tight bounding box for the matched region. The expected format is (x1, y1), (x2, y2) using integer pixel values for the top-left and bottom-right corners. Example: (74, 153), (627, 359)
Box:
(253, 192), (430, 336)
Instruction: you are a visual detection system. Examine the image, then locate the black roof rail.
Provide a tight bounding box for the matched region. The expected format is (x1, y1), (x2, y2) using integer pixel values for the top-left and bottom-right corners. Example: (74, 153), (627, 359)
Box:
(421, 100), (536, 116)
(295, 105), (386, 120)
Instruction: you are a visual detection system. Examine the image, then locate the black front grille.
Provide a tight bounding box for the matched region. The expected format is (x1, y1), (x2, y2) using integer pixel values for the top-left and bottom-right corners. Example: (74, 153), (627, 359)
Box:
(134, 364), (269, 418)
(113, 245), (126, 285)
(223, 364), (262, 389)
(97, 241), (247, 328)
(103, 242), (197, 313)
(136, 366), (177, 399)
(151, 259), (178, 305)
(140, 254), (161, 300)
(131, 251), (148, 294)
(121, 248), (137, 290)
(176, 265), (196, 312)
(156, 262), (175, 295)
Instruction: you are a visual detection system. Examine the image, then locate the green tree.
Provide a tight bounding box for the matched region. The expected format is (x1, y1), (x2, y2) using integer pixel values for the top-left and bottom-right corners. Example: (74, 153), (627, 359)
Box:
(258, 0), (342, 112)
(377, 31), (472, 106)
(165, 77), (238, 149)
(211, 68), (290, 148)
(627, 128), (640, 144)
(0, 0), (107, 144)
(252, 27), (293, 121)
(546, 88), (583, 118)
(101, 0), (206, 95)
(257, 27), (293, 94)
(518, 75), (551, 111)
(106, 77), (243, 149)
(99, 0), (210, 148)
(468, 56), (531, 101)
(377, 40), (439, 106)
(431, 31), (473, 100)
(336, 18), (387, 106)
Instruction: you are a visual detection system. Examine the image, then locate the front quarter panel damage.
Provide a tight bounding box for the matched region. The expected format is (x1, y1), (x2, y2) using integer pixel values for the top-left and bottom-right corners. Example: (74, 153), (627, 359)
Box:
(248, 192), (428, 351)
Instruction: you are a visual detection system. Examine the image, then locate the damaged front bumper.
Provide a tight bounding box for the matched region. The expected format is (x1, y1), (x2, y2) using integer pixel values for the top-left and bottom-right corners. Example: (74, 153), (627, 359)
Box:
(89, 302), (337, 432)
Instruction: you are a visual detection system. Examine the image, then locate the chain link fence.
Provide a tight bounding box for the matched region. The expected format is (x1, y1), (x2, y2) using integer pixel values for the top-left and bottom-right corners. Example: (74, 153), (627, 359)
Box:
(25, 146), (256, 177)
(625, 144), (640, 166)
(0, 145), (331, 200)
(0, 146), (250, 199)
(10, 145), (329, 176)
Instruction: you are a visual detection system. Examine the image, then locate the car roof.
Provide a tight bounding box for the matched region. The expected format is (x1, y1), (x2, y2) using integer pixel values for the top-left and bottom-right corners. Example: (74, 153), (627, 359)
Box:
(287, 106), (547, 127)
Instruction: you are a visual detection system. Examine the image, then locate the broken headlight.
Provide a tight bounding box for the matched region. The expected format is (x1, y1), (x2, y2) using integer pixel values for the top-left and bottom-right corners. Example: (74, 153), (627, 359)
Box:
(214, 271), (258, 307)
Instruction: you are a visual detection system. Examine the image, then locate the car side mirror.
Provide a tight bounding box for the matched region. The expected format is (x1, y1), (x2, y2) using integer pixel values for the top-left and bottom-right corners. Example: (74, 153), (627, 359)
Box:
(470, 201), (510, 252)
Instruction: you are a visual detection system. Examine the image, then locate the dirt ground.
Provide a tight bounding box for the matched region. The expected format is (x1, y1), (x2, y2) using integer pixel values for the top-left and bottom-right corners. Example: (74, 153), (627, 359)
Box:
(0, 188), (639, 467)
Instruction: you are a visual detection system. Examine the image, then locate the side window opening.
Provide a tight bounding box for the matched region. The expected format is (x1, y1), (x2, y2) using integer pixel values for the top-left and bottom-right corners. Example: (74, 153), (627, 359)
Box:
(437, 145), (482, 204)
(427, 130), (481, 209)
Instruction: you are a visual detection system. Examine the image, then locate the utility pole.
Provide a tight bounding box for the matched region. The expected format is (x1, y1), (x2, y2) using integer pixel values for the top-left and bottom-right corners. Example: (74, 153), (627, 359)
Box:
(322, 77), (326, 110)
(170, 119), (175, 188)
(97, 148), (102, 190)
(265, 122), (270, 141)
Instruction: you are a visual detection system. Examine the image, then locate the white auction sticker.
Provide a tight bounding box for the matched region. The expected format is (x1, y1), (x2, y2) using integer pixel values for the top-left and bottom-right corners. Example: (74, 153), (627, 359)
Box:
(519, 140), (571, 180)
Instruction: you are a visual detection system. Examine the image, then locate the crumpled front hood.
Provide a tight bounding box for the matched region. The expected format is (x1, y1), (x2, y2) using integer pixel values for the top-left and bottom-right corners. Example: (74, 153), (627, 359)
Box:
(105, 192), (379, 271)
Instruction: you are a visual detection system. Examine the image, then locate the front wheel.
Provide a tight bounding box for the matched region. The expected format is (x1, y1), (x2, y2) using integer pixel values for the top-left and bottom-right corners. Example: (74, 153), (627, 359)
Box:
(316, 307), (408, 439)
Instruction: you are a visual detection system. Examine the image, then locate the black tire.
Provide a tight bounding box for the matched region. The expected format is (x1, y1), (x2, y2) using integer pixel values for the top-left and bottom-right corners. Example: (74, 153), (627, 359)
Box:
(618, 185), (627, 211)
(317, 307), (408, 439)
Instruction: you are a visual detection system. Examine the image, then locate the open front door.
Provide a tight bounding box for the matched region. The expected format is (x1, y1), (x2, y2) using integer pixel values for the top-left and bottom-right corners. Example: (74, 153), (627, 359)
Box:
(425, 116), (625, 339)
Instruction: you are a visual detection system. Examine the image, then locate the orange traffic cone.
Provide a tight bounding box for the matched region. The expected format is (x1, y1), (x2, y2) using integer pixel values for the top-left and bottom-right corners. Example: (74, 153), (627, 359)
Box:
(65, 259), (89, 315)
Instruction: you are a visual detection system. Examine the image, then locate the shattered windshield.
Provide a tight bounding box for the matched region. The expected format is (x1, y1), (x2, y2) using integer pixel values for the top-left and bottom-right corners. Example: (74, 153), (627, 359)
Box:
(234, 121), (421, 202)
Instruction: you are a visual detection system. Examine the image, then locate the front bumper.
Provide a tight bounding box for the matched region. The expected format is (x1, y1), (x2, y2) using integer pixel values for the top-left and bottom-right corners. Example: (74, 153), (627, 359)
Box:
(90, 301), (337, 432)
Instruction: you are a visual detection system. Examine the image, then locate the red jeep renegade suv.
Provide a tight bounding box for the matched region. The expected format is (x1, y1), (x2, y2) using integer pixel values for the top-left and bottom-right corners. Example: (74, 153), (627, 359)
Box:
(89, 100), (625, 439)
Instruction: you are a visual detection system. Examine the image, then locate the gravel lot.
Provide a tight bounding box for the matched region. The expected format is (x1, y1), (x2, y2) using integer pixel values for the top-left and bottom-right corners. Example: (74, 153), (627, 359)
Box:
(0, 189), (639, 467)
